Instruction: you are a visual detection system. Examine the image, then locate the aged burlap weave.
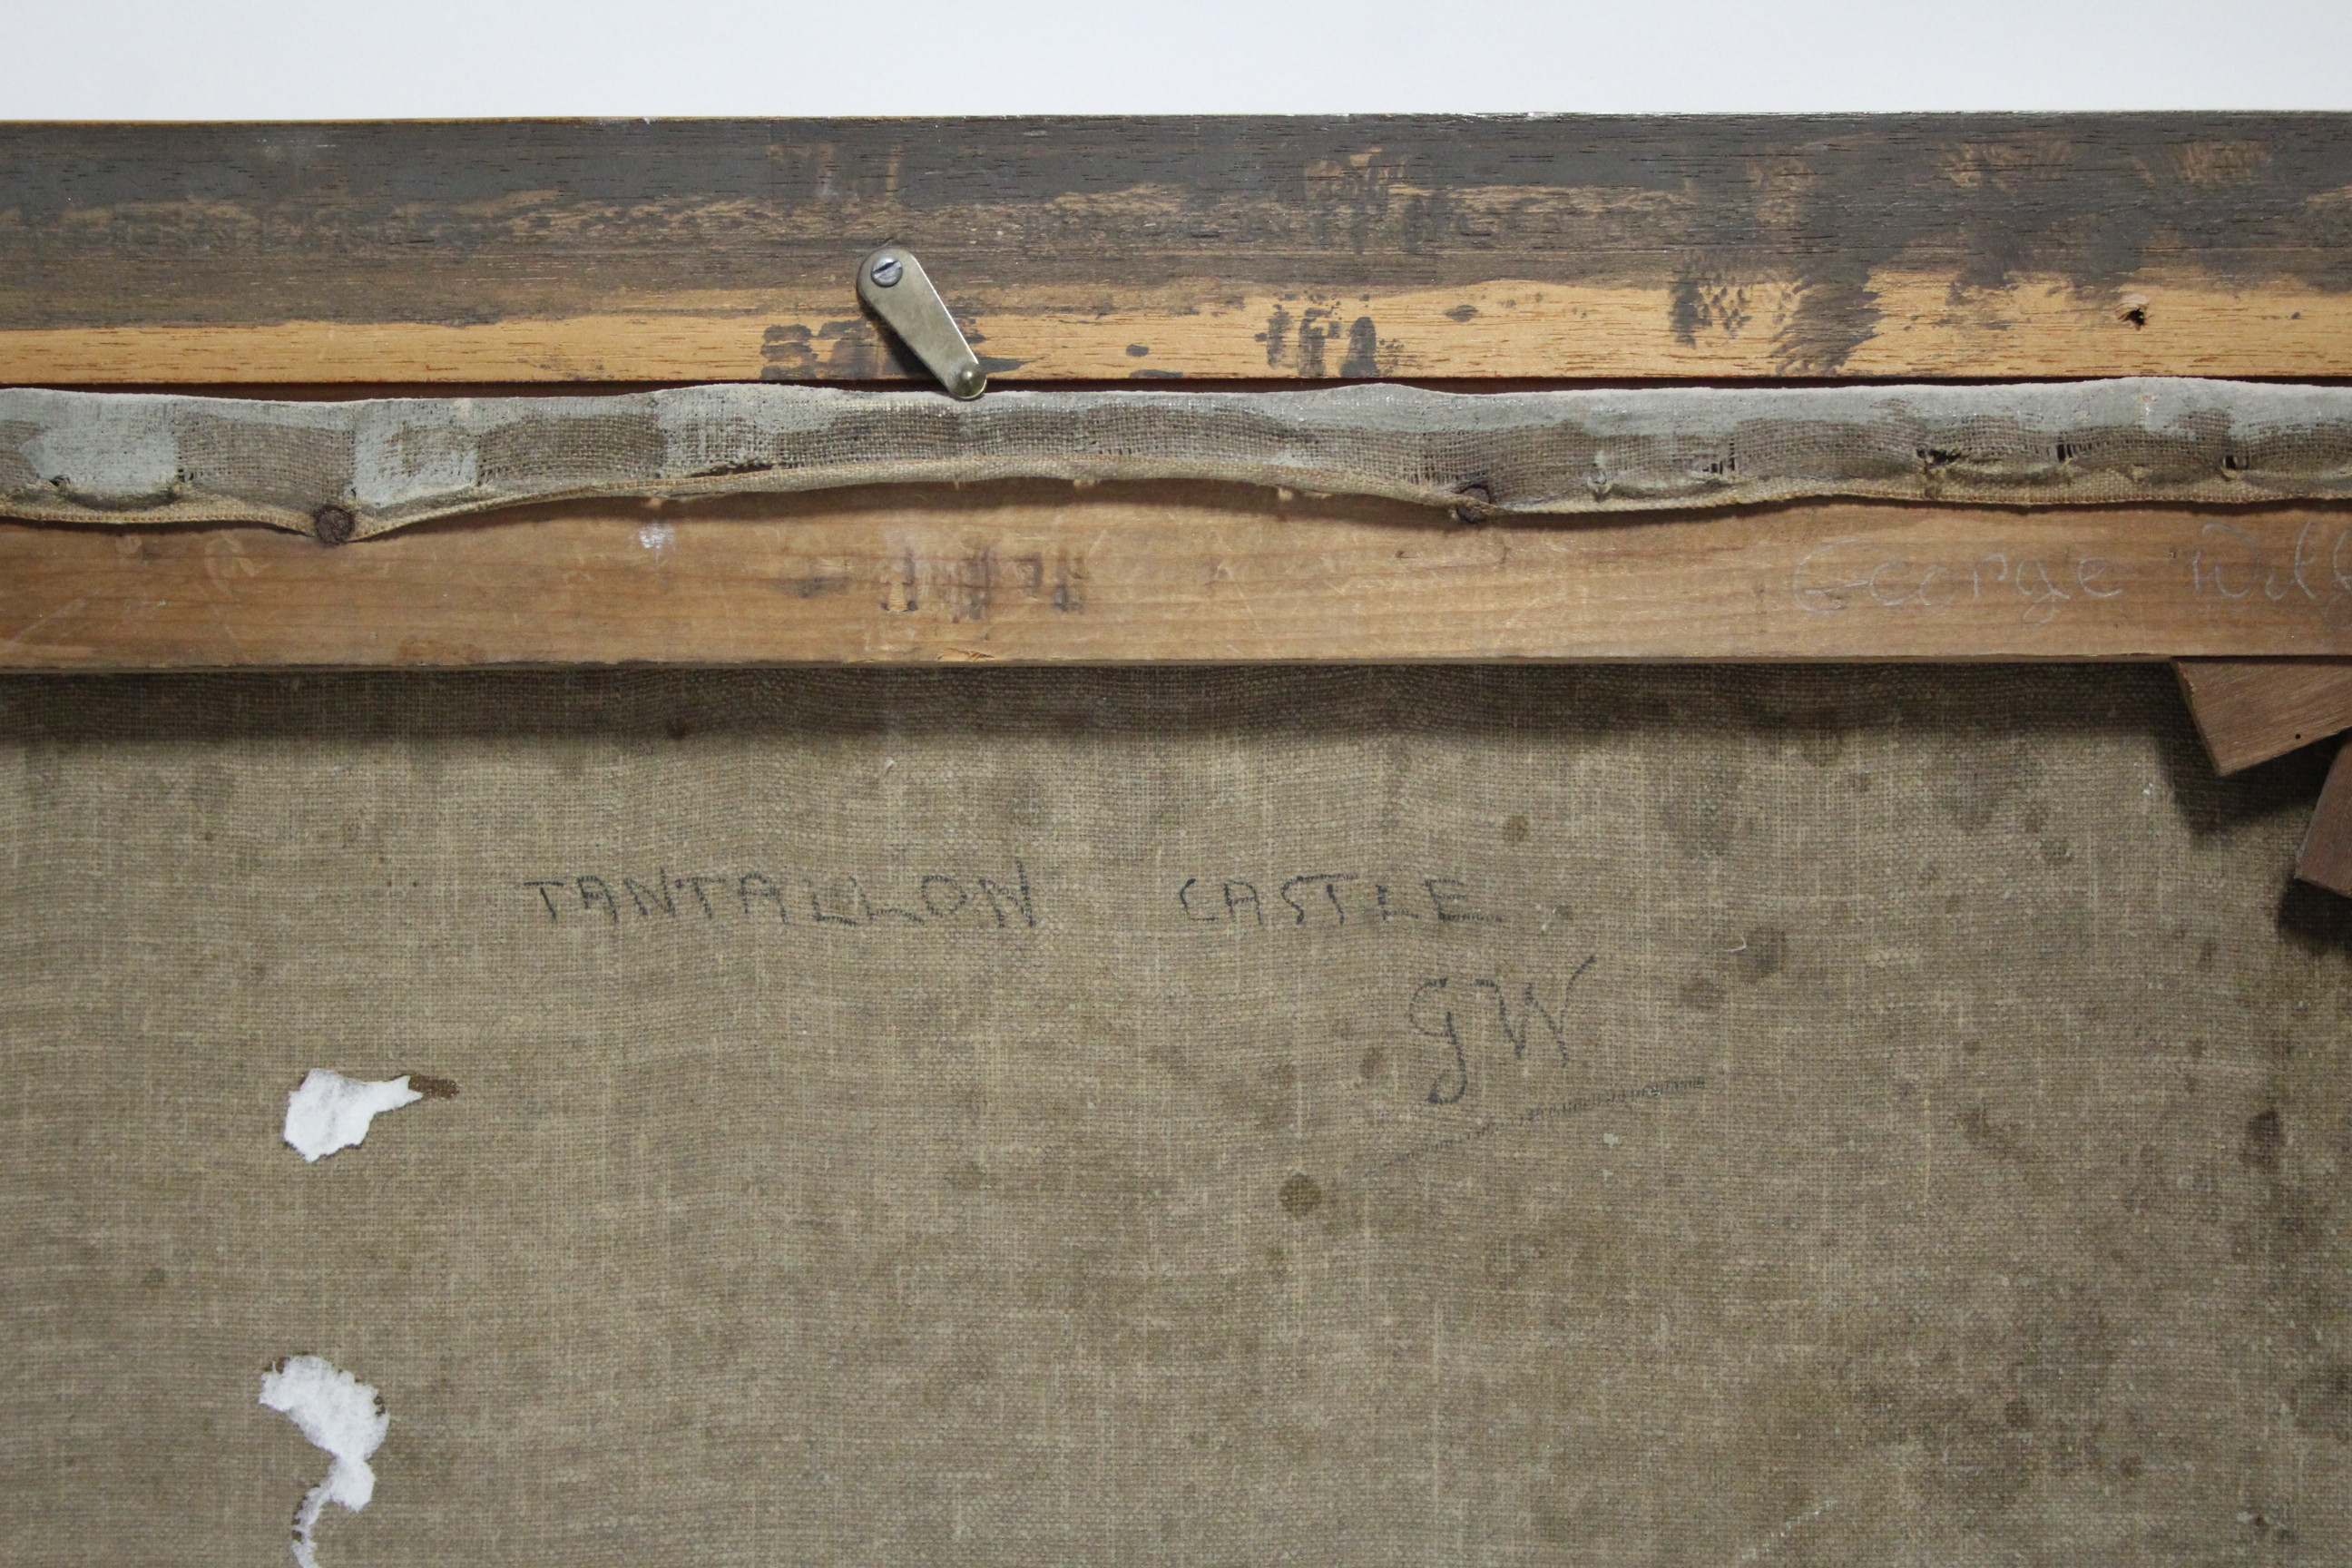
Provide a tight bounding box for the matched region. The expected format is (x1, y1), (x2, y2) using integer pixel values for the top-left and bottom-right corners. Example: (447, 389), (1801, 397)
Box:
(3, 665), (2348, 1566)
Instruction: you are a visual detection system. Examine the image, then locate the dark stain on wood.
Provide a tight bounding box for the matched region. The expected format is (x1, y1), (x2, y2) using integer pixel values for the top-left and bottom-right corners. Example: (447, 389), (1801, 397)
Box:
(1258, 307), (1291, 368)
(3, 116), (2347, 370)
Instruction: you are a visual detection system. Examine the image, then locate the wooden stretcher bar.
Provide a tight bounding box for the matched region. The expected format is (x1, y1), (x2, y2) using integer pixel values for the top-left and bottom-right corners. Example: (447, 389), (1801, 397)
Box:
(10, 492), (2352, 670)
(2299, 739), (2352, 893)
(4, 116), (2351, 385)
(2176, 656), (2352, 772)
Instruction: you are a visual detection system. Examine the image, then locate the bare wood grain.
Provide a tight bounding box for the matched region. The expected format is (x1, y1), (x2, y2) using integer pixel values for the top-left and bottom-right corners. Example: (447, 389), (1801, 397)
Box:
(2, 276), (2346, 385)
(2173, 658), (2352, 772)
(2297, 740), (2352, 894)
(4, 116), (2351, 383)
(10, 486), (2352, 670)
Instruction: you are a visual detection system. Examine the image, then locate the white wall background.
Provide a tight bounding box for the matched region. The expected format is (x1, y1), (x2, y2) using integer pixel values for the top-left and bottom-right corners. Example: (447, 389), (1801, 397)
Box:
(1, 0), (2347, 118)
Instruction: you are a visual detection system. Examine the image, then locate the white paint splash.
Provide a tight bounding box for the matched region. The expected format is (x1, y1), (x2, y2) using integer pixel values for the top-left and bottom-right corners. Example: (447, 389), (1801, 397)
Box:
(281, 1070), (424, 1162)
(259, 1356), (387, 1568)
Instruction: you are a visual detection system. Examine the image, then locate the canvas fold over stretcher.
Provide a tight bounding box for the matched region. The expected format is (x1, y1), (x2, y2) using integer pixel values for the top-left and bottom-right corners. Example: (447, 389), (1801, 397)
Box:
(7, 115), (2352, 1568)
(9, 378), (2352, 537)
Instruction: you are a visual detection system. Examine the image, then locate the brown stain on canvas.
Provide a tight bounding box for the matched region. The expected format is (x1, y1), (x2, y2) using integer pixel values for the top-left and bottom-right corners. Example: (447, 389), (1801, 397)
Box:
(1658, 767), (1744, 858)
(1277, 1172), (1323, 1218)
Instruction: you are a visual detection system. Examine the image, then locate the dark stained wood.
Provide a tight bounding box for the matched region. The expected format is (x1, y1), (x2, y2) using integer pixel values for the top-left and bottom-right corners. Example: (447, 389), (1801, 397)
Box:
(3, 115), (2351, 382)
(2174, 658), (2352, 772)
(2296, 740), (2352, 895)
(12, 492), (2352, 670)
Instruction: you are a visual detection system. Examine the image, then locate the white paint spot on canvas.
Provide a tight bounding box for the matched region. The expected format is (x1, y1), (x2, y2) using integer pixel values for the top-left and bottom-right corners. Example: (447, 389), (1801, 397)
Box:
(259, 1355), (387, 1568)
(282, 1070), (425, 1162)
(637, 520), (675, 552)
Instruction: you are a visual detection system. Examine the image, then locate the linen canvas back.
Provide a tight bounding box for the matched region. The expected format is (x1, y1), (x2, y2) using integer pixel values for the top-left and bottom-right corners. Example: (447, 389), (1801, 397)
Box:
(2, 665), (2347, 1566)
